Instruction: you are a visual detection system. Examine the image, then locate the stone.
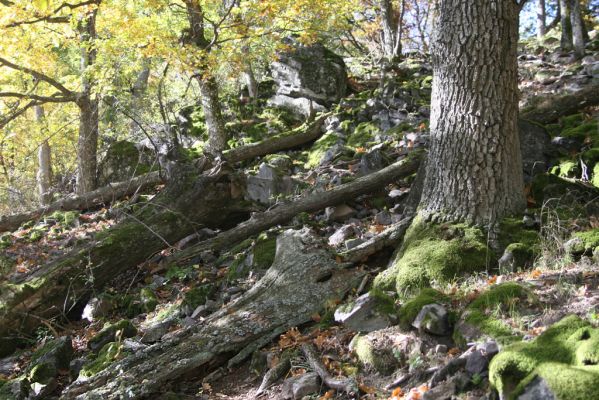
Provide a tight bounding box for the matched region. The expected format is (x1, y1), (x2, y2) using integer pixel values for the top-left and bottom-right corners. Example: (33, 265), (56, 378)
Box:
(81, 295), (115, 322)
(281, 372), (321, 399)
(358, 149), (385, 175)
(465, 349), (488, 376)
(328, 224), (356, 247)
(98, 140), (155, 186)
(140, 319), (174, 344)
(345, 238), (366, 250)
(434, 344), (448, 354)
(69, 357), (86, 380)
(246, 163), (297, 205)
(325, 205), (356, 222)
(477, 340), (499, 358)
(534, 69), (560, 84)
(412, 304), (451, 336)
(517, 377), (556, 400)
(422, 379), (456, 400)
(334, 293), (394, 333)
(519, 120), (551, 182)
(88, 320), (137, 351)
(269, 40), (347, 117)
(374, 210), (392, 226)
(268, 95), (326, 118)
(564, 237), (585, 255)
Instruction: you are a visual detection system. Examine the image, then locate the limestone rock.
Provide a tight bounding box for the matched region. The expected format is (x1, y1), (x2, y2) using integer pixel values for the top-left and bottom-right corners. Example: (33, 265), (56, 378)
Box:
(412, 304), (451, 336)
(281, 372), (321, 399)
(334, 293), (395, 333)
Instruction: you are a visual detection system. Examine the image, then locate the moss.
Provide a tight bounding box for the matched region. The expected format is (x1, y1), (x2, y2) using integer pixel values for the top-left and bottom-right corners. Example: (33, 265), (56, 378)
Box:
(88, 319), (137, 350)
(80, 342), (124, 377)
(497, 218), (540, 269)
(373, 216), (492, 295)
(351, 334), (398, 374)
(182, 285), (215, 310)
(140, 288), (158, 313)
(593, 163), (599, 188)
(47, 210), (80, 227)
(306, 132), (340, 168)
(398, 288), (448, 328)
(489, 315), (599, 400)
(559, 113), (585, 130)
(530, 173), (599, 207)
(347, 122), (379, 148)
(561, 120), (598, 146)
(369, 288), (398, 316)
(550, 160), (579, 178)
(253, 235), (276, 269)
(573, 228), (599, 252)
(28, 363), (56, 384)
(456, 283), (534, 346)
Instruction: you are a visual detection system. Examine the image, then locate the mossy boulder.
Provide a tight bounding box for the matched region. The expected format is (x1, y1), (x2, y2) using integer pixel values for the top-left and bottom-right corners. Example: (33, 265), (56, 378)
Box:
(252, 233), (277, 269)
(88, 319), (137, 351)
(454, 283), (536, 346)
(140, 288), (158, 313)
(373, 217), (492, 295)
(497, 218), (540, 271)
(570, 228), (599, 254)
(27, 336), (73, 388)
(98, 140), (155, 185)
(181, 284), (215, 314)
(45, 210), (80, 228)
(398, 288), (449, 329)
(530, 173), (599, 216)
(80, 342), (124, 378)
(305, 132), (342, 168)
(490, 315), (599, 400)
(347, 122), (378, 148)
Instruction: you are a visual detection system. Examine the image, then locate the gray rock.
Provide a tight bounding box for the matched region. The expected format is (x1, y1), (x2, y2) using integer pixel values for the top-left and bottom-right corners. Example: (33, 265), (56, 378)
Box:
(517, 376), (556, 400)
(246, 163), (297, 205)
(465, 349), (488, 376)
(328, 225), (355, 247)
(374, 210), (392, 226)
(0, 355), (18, 376)
(28, 379), (58, 400)
(359, 149), (385, 175)
(412, 304), (451, 336)
(268, 95), (326, 118)
(141, 319), (175, 344)
(422, 379), (456, 400)
(281, 372), (321, 399)
(98, 140), (155, 186)
(269, 41), (347, 118)
(334, 293), (394, 332)
(435, 344), (448, 354)
(122, 338), (147, 352)
(191, 299), (219, 319)
(81, 295), (116, 322)
(345, 238), (365, 250)
(498, 248), (516, 273)
(69, 357), (86, 380)
(564, 237), (585, 255)
(477, 340), (499, 358)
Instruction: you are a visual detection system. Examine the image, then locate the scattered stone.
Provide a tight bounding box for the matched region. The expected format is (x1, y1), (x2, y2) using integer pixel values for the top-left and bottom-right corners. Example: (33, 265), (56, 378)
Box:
(518, 377), (556, 400)
(422, 378), (456, 400)
(246, 163), (297, 205)
(374, 210), (392, 226)
(88, 320), (137, 351)
(465, 349), (488, 376)
(140, 319), (174, 344)
(345, 238), (365, 250)
(122, 339), (147, 352)
(412, 304), (451, 336)
(334, 293), (395, 332)
(328, 224), (355, 247)
(281, 372), (321, 399)
(359, 149), (385, 175)
(69, 357), (86, 380)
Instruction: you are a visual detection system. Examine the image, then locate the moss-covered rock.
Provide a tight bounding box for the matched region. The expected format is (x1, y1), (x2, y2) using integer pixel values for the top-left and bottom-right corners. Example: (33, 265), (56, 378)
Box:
(398, 288), (449, 329)
(252, 233), (277, 269)
(140, 288), (158, 313)
(88, 319), (137, 351)
(182, 285), (215, 311)
(497, 218), (540, 270)
(454, 283), (535, 346)
(347, 122), (378, 148)
(305, 132), (342, 168)
(490, 315), (599, 400)
(530, 173), (599, 216)
(80, 342), (124, 378)
(572, 228), (599, 253)
(373, 216), (492, 295)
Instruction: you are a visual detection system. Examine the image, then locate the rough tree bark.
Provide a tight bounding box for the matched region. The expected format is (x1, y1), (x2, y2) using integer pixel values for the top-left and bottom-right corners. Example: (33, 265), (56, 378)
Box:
(537, 0), (546, 40)
(570, 0), (585, 58)
(420, 0), (525, 225)
(380, 0), (403, 60)
(34, 106), (52, 206)
(129, 61), (151, 137)
(75, 9), (99, 195)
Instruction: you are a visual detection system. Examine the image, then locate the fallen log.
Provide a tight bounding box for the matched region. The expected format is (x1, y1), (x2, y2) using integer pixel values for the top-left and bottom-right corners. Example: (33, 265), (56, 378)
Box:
(60, 229), (365, 399)
(169, 151), (422, 265)
(0, 171), (163, 233)
(520, 84), (599, 124)
(0, 115), (328, 234)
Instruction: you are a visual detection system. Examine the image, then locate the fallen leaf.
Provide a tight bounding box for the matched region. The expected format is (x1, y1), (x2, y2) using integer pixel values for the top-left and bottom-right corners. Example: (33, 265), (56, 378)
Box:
(320, 390), (335, 399)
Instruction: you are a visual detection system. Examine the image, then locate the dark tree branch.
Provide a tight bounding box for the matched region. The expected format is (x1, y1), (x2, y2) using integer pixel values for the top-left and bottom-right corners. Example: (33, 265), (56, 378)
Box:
(0, 56), (74, 96)
(0, 91), (75, 103)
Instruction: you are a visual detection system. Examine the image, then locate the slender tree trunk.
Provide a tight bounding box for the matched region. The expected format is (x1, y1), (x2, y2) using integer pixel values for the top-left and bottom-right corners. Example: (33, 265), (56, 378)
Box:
(560, 0), (573, 50)
(380, 0), (401, 60)
(197, 75), (228, 155)
(537, 0), (547, 40)
(130, 61), (150, 136)
(35, 106), (52, 206)
(422, 0), (525, 225)
(570, 0), (585, 58)
(75, 9), (99, 195)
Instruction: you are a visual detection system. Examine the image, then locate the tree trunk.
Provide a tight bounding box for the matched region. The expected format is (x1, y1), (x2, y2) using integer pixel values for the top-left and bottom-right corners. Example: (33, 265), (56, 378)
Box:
(244, 60), (258, 101)
(130, 62), (150, 136)
(422, 0), (525, 224)
(560, 0), (573, 50)
(380, 0), (401, 60)
(537, 0), (547, 40)
(570, 0), (585, 58)
(197, 75), (228, 155)
(34, 106), (52, 206)
(75, 10), (99, 195)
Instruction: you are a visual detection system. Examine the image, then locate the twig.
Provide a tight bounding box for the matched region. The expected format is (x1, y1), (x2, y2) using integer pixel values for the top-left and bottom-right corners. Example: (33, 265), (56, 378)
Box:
(301, 343), (358, 395)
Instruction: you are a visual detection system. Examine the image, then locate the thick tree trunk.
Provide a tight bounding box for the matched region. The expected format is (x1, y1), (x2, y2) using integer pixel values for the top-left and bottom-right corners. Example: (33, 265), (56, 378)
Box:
(244, 62), (258, 101)
(422, 0), (525, 225)
(75, 10), (99, 195)
(34, 106), (52, 206)
(380, 0), (401, 60)
(560, 0), (573, 50)
(130, 62), (150, 136)
(570, 0), (585, 58)
(197, 75), (227, 156)
(537, 0), (547, 40)
(60, 229), (364, 399)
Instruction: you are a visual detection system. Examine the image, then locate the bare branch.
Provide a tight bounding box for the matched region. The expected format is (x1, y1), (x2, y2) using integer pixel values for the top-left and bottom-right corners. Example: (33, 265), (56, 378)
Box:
(0, 91), (75, 103)
(0, 56), (75, 96)
(0, 100), (39, 129)
(3, 0), (99, 28)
